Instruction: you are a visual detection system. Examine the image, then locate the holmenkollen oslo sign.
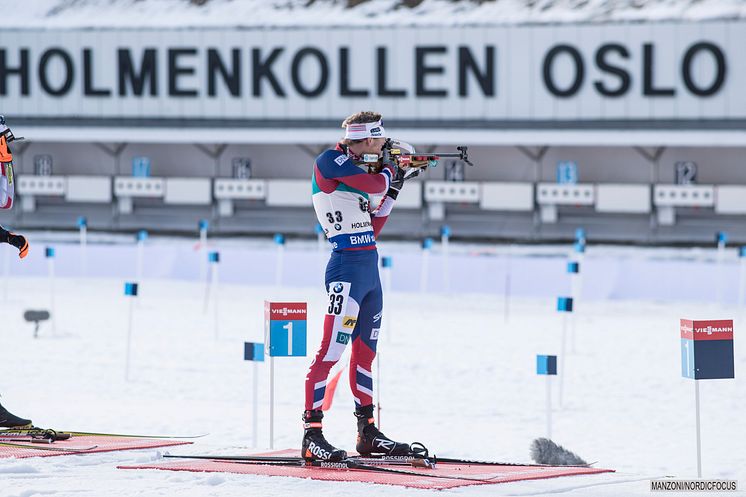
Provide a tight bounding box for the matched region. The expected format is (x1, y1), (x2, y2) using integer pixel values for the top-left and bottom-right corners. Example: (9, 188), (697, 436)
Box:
(0, 22), (743, 125)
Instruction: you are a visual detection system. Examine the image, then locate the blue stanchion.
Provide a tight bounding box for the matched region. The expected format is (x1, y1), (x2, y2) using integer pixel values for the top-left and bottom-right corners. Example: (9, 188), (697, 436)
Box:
(537, 355), (558, 375)
(557, 297), (574, 312)
(244, 342), (265, 362)
(124, 282), (139, 296)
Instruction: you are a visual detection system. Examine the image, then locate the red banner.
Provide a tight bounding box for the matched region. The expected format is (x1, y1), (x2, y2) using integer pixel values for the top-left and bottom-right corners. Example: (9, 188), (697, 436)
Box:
(680, 319), (733, 341)
(265, 301), (307, 321)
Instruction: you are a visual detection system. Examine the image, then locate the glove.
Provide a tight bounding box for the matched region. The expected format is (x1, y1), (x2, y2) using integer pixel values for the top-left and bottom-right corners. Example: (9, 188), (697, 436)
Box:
(1, 229), (28, 259)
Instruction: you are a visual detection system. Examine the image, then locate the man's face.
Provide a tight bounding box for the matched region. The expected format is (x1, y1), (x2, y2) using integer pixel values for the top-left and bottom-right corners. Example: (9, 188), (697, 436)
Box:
(349, 137), (386, 157)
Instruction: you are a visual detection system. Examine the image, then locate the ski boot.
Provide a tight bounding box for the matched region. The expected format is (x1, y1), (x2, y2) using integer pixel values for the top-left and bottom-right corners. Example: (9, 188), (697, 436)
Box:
(354, 405), (410, 456)
(301, 410), (347, 462)
(0, 401), (32, 428)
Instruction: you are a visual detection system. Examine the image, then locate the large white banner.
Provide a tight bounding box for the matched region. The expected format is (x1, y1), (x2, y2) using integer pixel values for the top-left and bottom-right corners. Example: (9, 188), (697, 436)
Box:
(0, 22), (743, 126)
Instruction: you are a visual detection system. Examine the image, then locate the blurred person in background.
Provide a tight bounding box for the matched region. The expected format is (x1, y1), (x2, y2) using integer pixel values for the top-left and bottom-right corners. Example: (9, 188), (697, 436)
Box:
(0, 115), (32, 428)
(302, 111), (422, 461)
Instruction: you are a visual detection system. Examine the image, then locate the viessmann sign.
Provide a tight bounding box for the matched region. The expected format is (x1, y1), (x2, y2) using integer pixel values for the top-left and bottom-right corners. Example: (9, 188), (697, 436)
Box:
(0, 22), (743, 125)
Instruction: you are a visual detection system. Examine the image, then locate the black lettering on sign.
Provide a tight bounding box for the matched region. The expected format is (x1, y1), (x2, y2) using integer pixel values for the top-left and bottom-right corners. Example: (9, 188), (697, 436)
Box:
(339, 47), (368, 97)
(118, 48), (158, 96)
(416, 46), (447, 97)
(681, 42), (726, 97)
(39, 48), (75, 97)
(594, 43), (631, 97)
(0, 48), (30, 96)
(376, 47), (406, 97)
(291, 47), (329, 97)
(168, 48), (198, 97)
(252, 48), (285, 97)
(458, 45), (495, 97)
(83, 48), (111, 97)
(643, 43), (675, 96)
(207, 48), (241, 97)
(543, 44), (584, 98)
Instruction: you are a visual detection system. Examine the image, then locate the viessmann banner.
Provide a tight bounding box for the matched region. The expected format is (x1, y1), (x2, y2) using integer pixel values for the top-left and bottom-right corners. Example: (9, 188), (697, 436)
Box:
(0, 22), (743, 125)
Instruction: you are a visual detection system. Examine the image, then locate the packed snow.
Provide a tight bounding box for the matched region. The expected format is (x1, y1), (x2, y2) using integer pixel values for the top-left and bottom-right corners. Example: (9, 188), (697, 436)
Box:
(0, 235), (744, 497)
(6, 0), (746, 28)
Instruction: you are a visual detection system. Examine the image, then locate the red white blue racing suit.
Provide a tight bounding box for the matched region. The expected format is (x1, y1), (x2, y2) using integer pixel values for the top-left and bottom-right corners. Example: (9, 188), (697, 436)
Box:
(305, 144), (396, 410)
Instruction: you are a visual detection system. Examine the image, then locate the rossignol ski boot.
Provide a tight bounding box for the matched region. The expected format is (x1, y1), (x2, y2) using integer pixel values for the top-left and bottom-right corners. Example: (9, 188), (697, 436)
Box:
(301, 410), (347, 462)
(0, 401), (32, 428)
(354, 405), (410, 457)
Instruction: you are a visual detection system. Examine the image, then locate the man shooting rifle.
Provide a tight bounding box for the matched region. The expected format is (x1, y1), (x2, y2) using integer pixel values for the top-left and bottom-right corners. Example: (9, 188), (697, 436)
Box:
(0, 115), (32, 428)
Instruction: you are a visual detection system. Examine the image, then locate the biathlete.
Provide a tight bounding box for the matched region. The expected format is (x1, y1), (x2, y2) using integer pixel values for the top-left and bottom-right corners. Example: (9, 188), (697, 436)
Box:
(302, 111), (427, 462)
(0, 115), (31, 428)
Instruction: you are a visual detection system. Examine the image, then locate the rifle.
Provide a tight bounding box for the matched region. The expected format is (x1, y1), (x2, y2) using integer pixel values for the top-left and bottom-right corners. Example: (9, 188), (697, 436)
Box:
(383, 138), (473, 169)
(363, 139), (474, 174)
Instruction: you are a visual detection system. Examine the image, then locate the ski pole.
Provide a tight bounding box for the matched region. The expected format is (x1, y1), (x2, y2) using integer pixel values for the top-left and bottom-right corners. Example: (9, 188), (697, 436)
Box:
(46, 247), (56, 335)
(78, 216), (87, 277)
(198, 219), (209, 280)
(274, 233), (285, 288)
(124, 282), (138, 381)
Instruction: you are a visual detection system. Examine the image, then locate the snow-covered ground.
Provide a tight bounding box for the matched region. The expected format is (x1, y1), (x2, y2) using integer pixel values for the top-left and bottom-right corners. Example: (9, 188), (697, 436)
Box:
(7, 0), (746, 28)
(0, 238), (744, 496)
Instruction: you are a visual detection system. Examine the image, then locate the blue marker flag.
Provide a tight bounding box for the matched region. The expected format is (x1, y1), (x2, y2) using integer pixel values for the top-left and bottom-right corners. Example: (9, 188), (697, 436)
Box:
(209, 251), (220, 263)
(124, 282), (139, 296)
(716, 231), (728, 244)
(274, 233), (286, 246)
(422, 238), (433, 250)
(199, 219), (209, 231)
(537, 355), (558, 375)
(574, 241), (586, 254)
(244, 342), (265, 362)
(137, 230), (148, 242)
(440, 225), (452, 237)
(740, 246), (746, 258)
(575, 228), (585, 242)
(45, 247), (55, 258)
(567, 262), (580, 274)
(381, 256), (393, 268)
(77, 216), (87, 228)
(557, 297), (574, 312)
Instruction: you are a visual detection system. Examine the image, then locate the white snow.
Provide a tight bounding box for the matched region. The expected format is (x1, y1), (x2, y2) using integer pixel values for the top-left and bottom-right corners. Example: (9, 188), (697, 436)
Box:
(5, 0), (746, 29)
(0, 235), (745, 496)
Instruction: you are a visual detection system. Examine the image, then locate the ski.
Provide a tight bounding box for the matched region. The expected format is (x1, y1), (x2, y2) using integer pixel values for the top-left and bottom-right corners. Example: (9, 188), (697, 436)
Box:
(0, 441), (99, 452)
(0, 427), (207, 440)
(433, 455), (594, 468)
(0, 436), (54, 444)
(164, 453), (435, 468)
(162, 453), (498, 482)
